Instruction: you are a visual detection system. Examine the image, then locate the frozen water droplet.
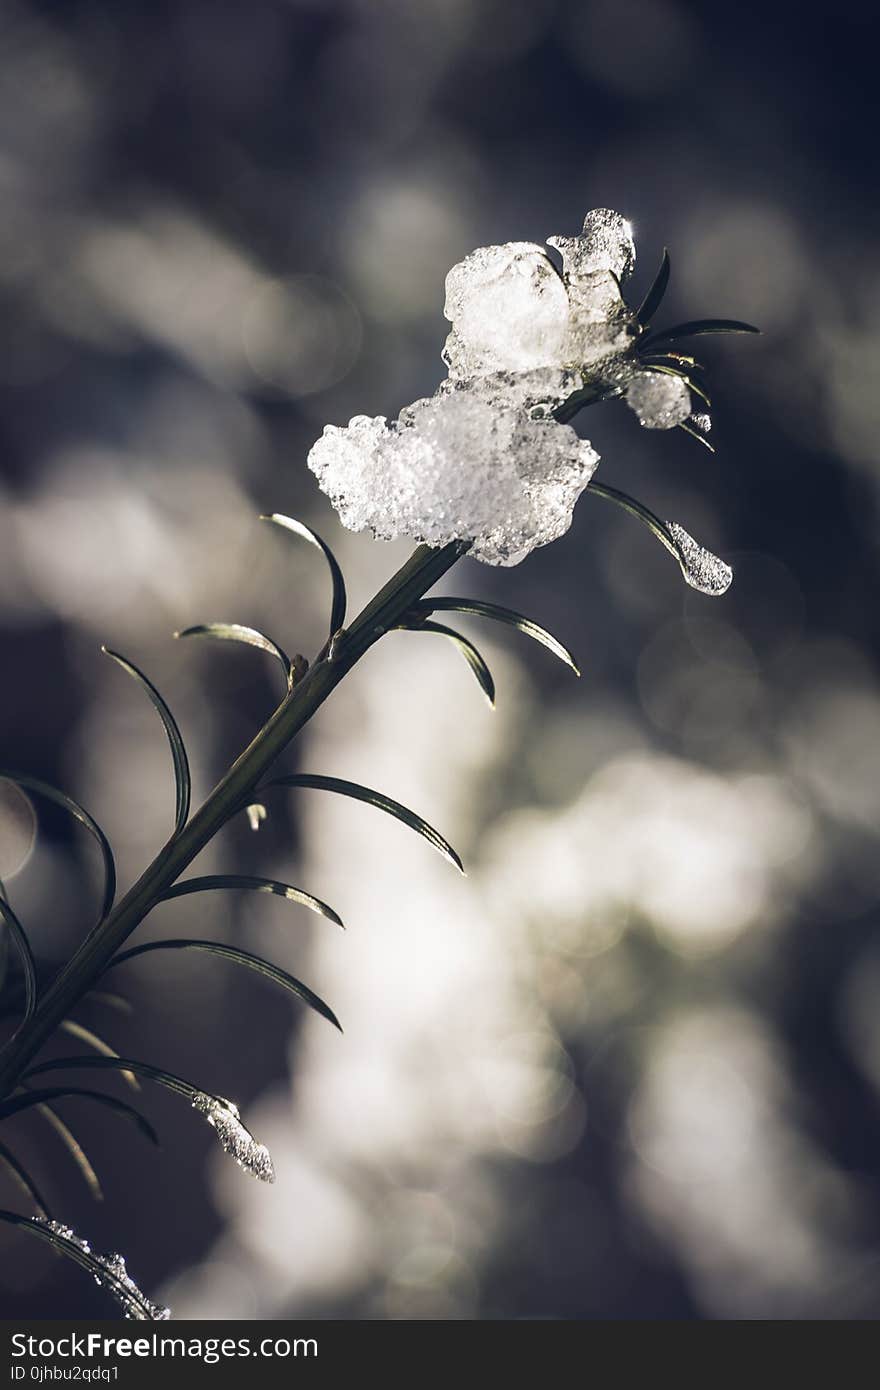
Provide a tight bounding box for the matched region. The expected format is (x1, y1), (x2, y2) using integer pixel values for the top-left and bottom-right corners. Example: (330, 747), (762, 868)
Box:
(443, 242), (569, 380)
(625, 371), (691, 429)
(308, 384), (600, 566)
(690, 412), (712, 434)
(665, 521), (733, 596)
(93, 1251), (171, 1322)
(32, 1218), (170, 1320)
(246, 802), (267, 832)
(192, 1092), (276, 1183)
(38, 1218), (87, 1249)
(547, 208), (636, 284)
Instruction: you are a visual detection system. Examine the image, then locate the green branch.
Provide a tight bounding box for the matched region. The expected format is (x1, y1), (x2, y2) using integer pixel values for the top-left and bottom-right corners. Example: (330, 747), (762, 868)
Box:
(0, 539), (467, 1097)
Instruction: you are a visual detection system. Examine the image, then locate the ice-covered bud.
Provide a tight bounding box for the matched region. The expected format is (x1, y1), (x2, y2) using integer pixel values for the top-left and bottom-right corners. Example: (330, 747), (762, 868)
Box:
(192, 1093), (276, 1183)
(308, 383), (600, 566)
(625, 371), (691, 429)
(547, 208), (636, 285)
(443, 242), (569, 380)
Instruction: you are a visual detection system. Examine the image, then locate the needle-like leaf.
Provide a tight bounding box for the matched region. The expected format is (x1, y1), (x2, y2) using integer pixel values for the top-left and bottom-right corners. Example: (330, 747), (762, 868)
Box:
(0, 895), (36, 1029)
(32, 1103), (103, 1201)
(102, 941), (342, 1030)
(102, 648), (191, 836)
(395, 619), (496, 707)
(678, 420), (716, 452)
(587, 481), (732, 596)
(175, 623), (293, 691)
(640, 361), (712, 407)
(410, 598), (580, 676)
(59, 1020), (139, 1091)
(85, 991), (133, 1016)
(637, 247), (671, 326)
(1, 1087), (159, 1147)
(261, 513), (347, 641)
(0, 1142), (52, 1219)
(26, 1054), (205, 1099)
(639, 352), (710, 392)
(0, 1210), (163, 1318)
(264, 774), (463, 872)
(639, 318), (760, 351)
(0, 773), (116, 923)
(157, 874), (343, 928)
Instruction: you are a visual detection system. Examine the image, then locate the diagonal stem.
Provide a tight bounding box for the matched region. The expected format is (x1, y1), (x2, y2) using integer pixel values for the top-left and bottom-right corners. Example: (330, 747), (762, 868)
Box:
(0, 540), (468, 1098)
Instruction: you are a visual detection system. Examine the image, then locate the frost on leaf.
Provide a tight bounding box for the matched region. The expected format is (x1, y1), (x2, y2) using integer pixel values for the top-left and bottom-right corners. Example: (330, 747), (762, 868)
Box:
(32, 1219), (171, 1321)
(308, 386), (599, 566)
(666, 521), (733, 596)
(625, 371), (691, 429)
(192, 1092), (276, 1183)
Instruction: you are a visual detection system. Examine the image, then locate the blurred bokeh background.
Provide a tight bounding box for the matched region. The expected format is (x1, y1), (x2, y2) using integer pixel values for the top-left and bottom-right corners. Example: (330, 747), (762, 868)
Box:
(1, 0), (879, 1321)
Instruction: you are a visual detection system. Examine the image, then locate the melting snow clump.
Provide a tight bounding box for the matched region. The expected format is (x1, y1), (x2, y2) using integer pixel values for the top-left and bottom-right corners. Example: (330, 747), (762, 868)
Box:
(308, 205), (732, 585)
(442, 242), (570, 380)
(309, 383), (599, 566)
(308, 209), (643, 564)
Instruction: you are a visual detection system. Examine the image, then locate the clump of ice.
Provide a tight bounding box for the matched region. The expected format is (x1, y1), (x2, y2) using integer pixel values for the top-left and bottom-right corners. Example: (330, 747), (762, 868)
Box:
(443, 214), (637, 383)
(308, 383), (600, 566)
(547, 208), (636, 283)
(32, 1218), (171, 1320)
(666, 521), (733, 596)
(192, 1092), (276, 1183)
(308, 207), (731, 573)
(690, 412), (712, 434)
(443, 242), (569, 380)
(439, 365), (585, 417)
(625, 371), (692, 429)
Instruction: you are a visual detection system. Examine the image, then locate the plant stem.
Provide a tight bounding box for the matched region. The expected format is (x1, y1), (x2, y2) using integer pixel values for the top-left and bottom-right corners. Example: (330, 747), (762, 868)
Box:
(0, 539), (468, 1097)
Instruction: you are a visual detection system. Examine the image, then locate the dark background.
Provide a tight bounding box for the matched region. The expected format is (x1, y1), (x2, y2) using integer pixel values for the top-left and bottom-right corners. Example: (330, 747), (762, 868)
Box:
(1, 0), (880, 1320)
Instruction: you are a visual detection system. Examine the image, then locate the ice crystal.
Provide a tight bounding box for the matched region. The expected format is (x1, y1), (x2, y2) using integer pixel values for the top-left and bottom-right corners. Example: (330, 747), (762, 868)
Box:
(192, 1092), (276, 1183)
(691, 412), (712, 434)
(32, 1218), (170, 1320)
(666, 521), (733, 596)
(547, 208), (636, 284)
(308, 384), (599, 566)
(625, 371), (692, 429)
